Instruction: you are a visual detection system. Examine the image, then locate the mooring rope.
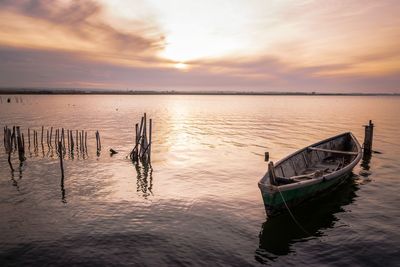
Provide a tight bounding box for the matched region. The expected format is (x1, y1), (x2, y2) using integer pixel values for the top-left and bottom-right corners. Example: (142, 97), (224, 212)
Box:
(276, 186), (312, 237)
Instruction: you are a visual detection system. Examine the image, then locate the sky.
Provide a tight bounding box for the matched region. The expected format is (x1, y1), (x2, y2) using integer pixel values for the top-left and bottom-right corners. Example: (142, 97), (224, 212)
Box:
(0, 0), (399, 93)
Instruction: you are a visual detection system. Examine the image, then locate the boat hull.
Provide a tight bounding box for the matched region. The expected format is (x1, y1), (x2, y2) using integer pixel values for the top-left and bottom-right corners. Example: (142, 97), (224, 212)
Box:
(261, 171), (352, 217)
(258, 132), (362, 217)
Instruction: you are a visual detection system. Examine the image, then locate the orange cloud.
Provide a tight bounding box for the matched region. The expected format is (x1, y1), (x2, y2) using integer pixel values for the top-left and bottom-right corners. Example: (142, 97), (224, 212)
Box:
(0, 0), (166, 67)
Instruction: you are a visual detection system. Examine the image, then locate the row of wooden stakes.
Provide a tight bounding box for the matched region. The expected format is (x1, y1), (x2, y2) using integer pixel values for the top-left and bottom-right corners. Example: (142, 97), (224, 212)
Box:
(3, 125), (102, 170)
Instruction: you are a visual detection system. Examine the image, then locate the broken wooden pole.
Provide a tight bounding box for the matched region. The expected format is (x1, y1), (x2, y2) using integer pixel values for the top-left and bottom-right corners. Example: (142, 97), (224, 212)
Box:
(363, 120), (374, 155)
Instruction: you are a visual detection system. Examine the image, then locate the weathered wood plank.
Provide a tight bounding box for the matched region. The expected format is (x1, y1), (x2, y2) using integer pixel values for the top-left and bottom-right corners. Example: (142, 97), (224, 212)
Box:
(308, 147), (358, 155)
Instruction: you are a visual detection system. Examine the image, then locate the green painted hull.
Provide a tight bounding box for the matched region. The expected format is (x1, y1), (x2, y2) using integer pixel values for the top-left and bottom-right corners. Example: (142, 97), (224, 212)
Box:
(261, 174), (350, 217)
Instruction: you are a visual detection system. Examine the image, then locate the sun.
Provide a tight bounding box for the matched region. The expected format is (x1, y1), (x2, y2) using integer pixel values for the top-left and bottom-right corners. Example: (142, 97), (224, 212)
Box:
(174, 62), (188, 70)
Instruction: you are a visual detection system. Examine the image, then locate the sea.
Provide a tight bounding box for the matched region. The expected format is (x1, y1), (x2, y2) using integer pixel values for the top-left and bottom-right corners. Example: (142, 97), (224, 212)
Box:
(0, 95), (399, 266)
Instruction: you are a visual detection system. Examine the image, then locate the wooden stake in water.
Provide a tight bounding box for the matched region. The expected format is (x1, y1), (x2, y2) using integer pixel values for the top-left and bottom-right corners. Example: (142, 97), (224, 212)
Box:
(70, 130), (74, 153)
(56, 129), (59, 151)
(148, 119), (152, 161)
(6, 128), (14, 172)
(84, 131), (87, 153)
(12, 126), (16, 151)
(58, 141), (64, 180)
(79, 132), (82, 152)
(16, 126), (25, 162)
(61, 128), (65, 151)
(363, 120), (374, 155)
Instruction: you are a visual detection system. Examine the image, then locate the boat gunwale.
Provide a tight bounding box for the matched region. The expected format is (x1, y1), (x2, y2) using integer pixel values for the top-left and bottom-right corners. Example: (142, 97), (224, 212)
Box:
(258, 132), (362, 192)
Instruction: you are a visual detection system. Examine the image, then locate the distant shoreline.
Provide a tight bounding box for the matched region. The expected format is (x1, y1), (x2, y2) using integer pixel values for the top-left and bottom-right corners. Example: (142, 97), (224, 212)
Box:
(0, 89), (398, 96)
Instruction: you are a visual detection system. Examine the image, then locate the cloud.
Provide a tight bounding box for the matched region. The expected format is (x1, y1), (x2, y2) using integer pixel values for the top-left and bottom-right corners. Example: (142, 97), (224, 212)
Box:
(1, 46), (398, 93)
(0, 0), (399, 92)
(0, 0), (166, 65)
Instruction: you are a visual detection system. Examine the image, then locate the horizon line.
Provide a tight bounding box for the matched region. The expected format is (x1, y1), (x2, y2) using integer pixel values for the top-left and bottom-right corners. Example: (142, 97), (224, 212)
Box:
(0, 88), (399, 96)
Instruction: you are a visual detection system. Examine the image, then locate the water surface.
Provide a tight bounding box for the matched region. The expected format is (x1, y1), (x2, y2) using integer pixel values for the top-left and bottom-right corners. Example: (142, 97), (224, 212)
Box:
(0, 95), (399, 266)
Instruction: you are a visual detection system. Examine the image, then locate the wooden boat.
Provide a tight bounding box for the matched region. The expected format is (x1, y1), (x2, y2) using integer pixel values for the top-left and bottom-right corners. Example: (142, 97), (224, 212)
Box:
(258, 132), (362, 217)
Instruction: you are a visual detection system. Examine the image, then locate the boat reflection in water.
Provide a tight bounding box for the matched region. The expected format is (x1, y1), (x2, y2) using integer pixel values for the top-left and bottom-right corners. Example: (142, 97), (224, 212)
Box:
(255, 175), (359, 263)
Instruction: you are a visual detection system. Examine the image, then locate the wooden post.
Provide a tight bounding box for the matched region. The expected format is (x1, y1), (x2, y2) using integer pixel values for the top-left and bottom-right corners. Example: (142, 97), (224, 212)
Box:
(84, 131), (87, 153)
(16, 126), (25, 162)
(12, 126), (16, 151)
(79, 131), (82, 153)
(22, 133), (25, 151)
(97, 131), (101, 151)
(264, 152), (269, 162)
(148, 119), (152, 161)
(95, 131), (98, 151)
(81, 130), (84, 153)
(363, 120), (374, 155)
(61, 128), (65, 150)
(58, 141), (64, 180)
(268, 161), (277, 185)
(55, 129), (58, 150)
(70, 130), (74, 153)
(135, 123), (139, 145)
(6, 128), (14, 172)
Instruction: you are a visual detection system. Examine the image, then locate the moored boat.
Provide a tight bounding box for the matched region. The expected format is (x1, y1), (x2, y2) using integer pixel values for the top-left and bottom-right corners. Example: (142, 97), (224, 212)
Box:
(258, 132), (362, 217)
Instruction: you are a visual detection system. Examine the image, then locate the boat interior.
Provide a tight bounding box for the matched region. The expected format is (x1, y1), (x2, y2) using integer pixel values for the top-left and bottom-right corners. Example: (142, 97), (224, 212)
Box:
(269, 133), (360, 186)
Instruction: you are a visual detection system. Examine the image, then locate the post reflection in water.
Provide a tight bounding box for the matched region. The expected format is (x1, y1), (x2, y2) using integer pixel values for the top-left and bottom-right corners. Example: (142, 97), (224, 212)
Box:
(60, 174), (66, 203)
(255, 177), (359, 263)
(133, 162), (153, 198)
